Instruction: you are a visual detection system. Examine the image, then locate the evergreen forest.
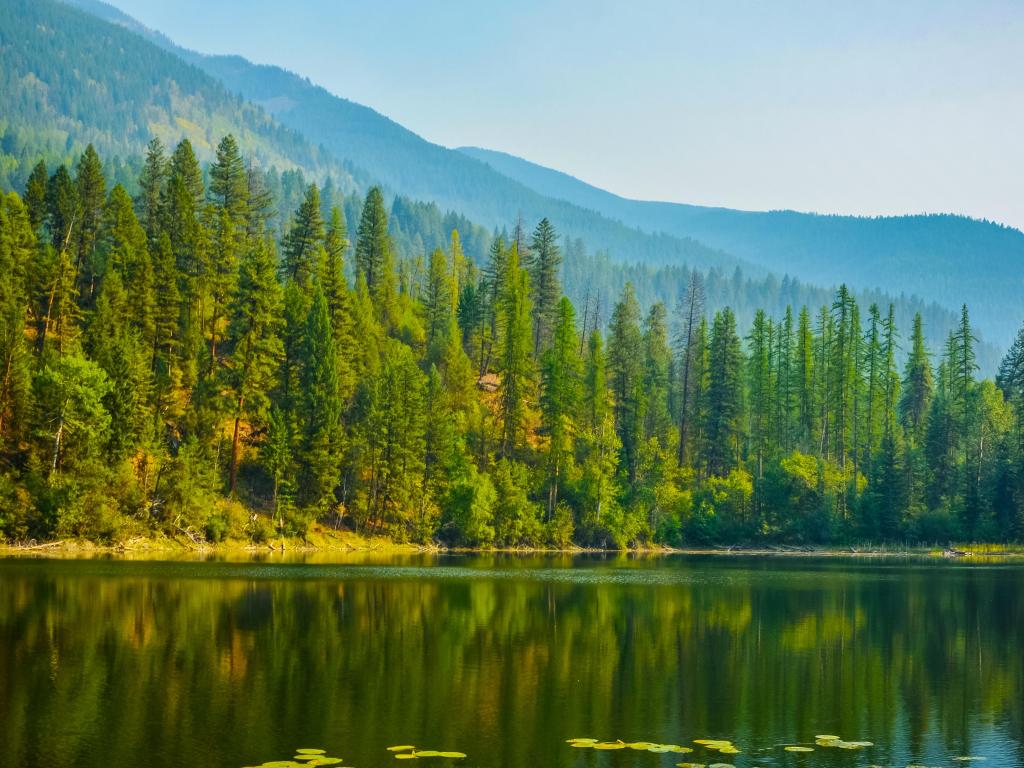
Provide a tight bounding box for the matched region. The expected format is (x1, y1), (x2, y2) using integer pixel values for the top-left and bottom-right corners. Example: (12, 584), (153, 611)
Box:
(1, 138), (1023, 547)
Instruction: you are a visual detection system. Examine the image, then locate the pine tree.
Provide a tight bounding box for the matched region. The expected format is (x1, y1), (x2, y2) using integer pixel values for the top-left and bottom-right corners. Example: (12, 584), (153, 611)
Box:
(46, 165), (78, 253)
(540, 296), (581, 519)
(165, 140), (206, 358)
(608, 283), (644, 485)
(528, 217), (562, 355)
(320, 205), (356, 401)
(208, 134), (249, 231)
(0, 194), (35, 446)
(137, 138), (167, 245)
(900, 313), (933, 445)
(578, 330), (620, 529)
(282, 183), (325, 290)
(23, 160), (48, 235)
(74, 144), (107, 304)
(478, 235), (508, 375)
(746, 309), (773, 480)
(424, 247), (452, 358)
(297, 290), (344, 511)
(354, 186), (396, 323)
(795, 306), (816, 452)
(449, 229), (467, 316)
(150, 232), (181, 412)
(225, 235), (283, 493)
(101, 185), (151, 311)
(86, 271), (151, 458)
(704, 308), (743, 477)
(775, 306), (796, 452)
(674, 270), (705, 467)
(496, 244), (534, 458)
(206, 206), (239, 375)
(642, 302), (673, 447)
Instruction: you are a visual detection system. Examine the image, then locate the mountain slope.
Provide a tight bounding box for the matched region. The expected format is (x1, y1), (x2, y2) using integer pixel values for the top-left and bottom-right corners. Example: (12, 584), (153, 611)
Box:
(458, 146), (1024, 347)
(15, 0), (1001, 370)
(52, 0), (1024, 348)
(59, 0), (746, 273)
(0, 0), (354, 189)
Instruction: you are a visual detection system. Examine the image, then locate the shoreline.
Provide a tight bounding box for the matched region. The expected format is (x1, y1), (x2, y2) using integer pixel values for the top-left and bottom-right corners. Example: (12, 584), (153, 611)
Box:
(2, 530), (1023, 561)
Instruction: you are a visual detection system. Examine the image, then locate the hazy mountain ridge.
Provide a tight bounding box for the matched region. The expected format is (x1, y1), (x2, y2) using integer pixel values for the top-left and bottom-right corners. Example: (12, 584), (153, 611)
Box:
(0, 0), (356, 191)
(2, 0), (1001, 369)
(458, 146), (1024, 347)
(60, 0), (1024, 352)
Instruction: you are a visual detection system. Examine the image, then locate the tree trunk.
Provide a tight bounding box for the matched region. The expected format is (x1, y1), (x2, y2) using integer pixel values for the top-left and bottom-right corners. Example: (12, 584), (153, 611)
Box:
(228, 398), (244, 494)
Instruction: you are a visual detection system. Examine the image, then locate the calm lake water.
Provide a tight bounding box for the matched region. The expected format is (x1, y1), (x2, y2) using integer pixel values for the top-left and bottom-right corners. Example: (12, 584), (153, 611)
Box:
(1, 555), (1022, 768)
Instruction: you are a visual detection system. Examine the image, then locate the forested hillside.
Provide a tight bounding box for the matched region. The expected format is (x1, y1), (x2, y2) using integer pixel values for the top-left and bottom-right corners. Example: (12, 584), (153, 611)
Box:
(1, 139), (1022, 546)
(0, 0), (357, 194)
(3, 0), (987, 374)
(460, 146), (1024, 348)
(60, 0), (1024, 352)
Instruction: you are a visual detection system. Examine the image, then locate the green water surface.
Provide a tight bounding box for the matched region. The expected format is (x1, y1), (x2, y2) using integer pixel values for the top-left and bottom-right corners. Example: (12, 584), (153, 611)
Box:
(0, 555), (1021, 767)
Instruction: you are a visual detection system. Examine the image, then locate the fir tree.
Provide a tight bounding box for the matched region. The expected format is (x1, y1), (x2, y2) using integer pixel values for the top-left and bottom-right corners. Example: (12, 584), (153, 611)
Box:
(540, 297), (581, 519)
(528, 217), (562, 355)
(225, 236), (283, 493)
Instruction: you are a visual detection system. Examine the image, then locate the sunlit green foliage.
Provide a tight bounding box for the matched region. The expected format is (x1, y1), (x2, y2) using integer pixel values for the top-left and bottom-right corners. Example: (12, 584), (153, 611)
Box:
(0, 140), (1021, 546)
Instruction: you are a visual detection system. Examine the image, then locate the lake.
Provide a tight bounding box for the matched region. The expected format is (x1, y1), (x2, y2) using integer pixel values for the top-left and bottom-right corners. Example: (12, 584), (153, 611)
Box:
(1, 555), (1022, 768)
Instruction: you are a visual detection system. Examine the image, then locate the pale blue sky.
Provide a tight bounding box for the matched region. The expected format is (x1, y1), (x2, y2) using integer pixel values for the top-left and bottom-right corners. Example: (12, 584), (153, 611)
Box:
(112, 0), (1023, 228)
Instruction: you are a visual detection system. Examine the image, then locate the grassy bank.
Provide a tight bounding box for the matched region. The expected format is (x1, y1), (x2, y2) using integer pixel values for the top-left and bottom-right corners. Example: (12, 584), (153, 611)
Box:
(3, 528), (1024, 562)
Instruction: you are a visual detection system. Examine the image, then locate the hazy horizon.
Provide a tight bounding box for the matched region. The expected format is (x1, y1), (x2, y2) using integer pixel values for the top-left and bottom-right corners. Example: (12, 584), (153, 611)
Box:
(105, 0), (1024, 229)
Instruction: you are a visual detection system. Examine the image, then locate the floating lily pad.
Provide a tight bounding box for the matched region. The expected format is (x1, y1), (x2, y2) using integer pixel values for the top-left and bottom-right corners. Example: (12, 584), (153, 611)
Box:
(566, 739), (598, 745)
(389, 746), (417, 752)
(437, 752), (467, 759)
(394, 754), (418, 760)
(785, 746), (814, 752)
(954, 759), (987, 762)
(677, 764), (707, 768)
(594, 742), (627, 750)
(296, 751), (327, 756)
(815, 735), (840, 741)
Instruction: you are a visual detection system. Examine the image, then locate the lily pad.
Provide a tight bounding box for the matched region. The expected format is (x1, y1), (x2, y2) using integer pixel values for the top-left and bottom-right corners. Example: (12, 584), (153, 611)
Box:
(785, 746), (814, 752)
(389, 746), (417, 752)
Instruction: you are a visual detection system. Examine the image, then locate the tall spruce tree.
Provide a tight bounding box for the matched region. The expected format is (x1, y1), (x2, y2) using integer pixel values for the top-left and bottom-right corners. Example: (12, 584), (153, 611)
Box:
(528, 217), (562, 355)
(225, 236), (283, 493)
(540, 296), (581, 519)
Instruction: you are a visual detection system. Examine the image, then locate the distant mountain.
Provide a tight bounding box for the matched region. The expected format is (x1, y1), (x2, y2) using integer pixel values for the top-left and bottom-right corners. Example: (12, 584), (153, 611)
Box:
(458, 146), (1024, 347)
(7, 0), (1001, 369)
(58, 0), (746, 274)
(0, 0), (355, 189)
(70, 0), (1024, 348)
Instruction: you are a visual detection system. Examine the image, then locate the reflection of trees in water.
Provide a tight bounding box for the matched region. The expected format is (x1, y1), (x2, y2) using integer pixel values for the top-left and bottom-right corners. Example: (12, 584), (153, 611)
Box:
(0, 563), (1021, 767)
